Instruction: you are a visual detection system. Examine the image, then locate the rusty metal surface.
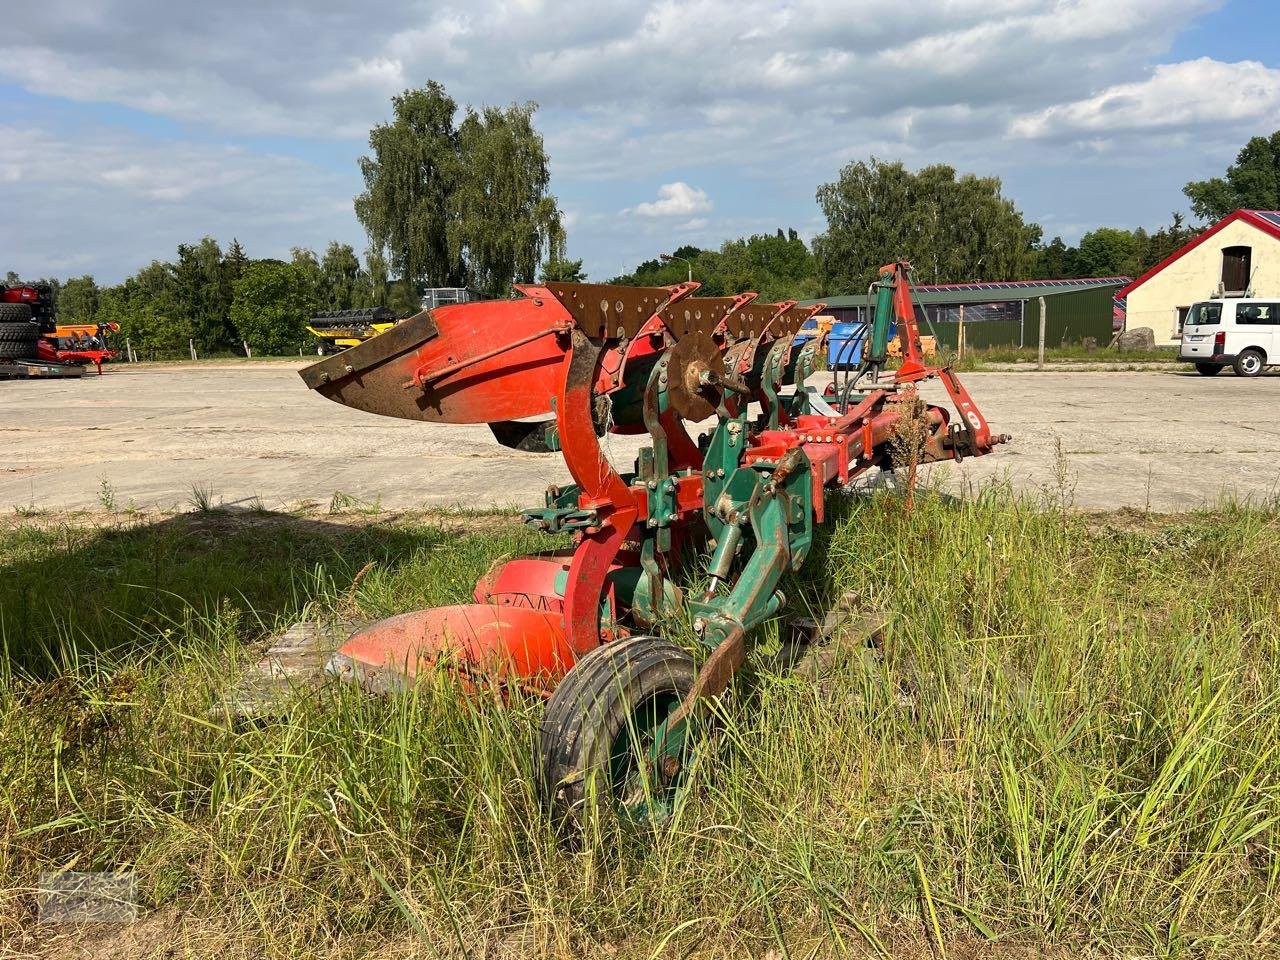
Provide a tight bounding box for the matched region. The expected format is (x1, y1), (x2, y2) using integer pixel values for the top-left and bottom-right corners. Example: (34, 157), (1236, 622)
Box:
(659, 295), (756, 338)
(722, 339), (753, 377)
(666, 330), (724, 421)
(727, 302), (780, 339)
(722, 302), (821, 339)
(664, 625), (747, 732)
(214, 619), (367, 719)
(299, 310), (437, 390)
(531, 284), (816, 341)
(543, 282), (695, 338)
(726, 301), (785, 338)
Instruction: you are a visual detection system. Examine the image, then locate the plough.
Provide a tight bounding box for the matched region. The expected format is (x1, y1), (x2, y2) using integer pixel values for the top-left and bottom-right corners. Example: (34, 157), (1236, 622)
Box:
(300, 262), (1007, 824)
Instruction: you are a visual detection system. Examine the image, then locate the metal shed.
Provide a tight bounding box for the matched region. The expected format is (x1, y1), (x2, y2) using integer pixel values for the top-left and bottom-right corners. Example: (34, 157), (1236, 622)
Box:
(806, 277), (1129, 350)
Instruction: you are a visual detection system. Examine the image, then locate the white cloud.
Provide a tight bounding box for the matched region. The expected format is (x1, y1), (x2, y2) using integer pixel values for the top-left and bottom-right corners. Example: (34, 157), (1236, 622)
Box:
(0, 44), (344, 138)
(385, 14), (472, 62)
(1011, 58), (1280, 139)
(0, 0), (1224, 158)
(0, 124), (362, 280)
(626, 182), (712, 217)
(311, 56), (406, 96)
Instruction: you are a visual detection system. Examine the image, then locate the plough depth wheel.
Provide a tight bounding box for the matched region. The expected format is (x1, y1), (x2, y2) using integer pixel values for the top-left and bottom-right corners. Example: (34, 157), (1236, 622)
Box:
(538, 635), (694, 827)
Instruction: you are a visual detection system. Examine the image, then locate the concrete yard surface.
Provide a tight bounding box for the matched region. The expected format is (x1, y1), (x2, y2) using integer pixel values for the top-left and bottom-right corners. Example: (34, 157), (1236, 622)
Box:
(2, 362), (1279, 512)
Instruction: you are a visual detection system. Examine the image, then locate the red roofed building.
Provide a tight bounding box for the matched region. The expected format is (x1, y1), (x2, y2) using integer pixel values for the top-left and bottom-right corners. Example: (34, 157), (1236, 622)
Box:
(1119, 210), (1280, 346)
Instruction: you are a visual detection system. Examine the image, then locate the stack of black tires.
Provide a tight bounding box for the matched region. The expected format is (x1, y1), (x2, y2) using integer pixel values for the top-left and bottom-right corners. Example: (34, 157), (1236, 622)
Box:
(0, 303), (40, 361)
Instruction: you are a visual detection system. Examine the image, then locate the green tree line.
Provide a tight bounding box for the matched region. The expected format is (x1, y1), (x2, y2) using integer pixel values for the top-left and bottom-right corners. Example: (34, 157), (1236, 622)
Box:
(4, 240), (421, 359)
(610, 229), (820, 302)
(609, 156), (1218, 298)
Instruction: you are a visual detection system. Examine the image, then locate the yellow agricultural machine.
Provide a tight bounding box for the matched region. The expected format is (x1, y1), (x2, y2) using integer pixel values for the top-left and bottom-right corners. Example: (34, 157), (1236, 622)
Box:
(309, 292), (480, 355)
(307, 307), (397, 356)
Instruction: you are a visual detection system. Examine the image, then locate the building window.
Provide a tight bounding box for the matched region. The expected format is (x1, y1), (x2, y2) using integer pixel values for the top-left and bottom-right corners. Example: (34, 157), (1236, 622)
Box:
(928, 302), (1021, 324)
(1222, 246), (1252, 295)
(1177, 306), (1190, 332)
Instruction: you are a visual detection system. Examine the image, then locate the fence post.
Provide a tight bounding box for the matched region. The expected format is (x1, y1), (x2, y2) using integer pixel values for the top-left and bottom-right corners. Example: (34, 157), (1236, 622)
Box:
(125, 337), (134, 363)
(1037, 296), (1047, 370)
(957, 304), (965, 360)
(243, 340), (252, 358)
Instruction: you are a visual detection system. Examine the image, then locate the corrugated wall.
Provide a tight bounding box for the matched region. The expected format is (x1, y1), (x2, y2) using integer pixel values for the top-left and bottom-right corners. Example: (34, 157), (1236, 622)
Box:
(1028, 287), (1116, 346)
(929, 318), (1019, 350)
(824, 288), (1116, 349)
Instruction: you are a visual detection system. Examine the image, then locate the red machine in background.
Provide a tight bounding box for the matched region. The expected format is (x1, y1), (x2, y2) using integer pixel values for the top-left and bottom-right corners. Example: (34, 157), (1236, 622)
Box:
(1, 283), (117, 375)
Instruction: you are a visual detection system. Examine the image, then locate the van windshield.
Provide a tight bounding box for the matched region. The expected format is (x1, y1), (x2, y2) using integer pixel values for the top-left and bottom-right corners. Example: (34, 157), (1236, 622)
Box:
(1186, 303), (1221, 327)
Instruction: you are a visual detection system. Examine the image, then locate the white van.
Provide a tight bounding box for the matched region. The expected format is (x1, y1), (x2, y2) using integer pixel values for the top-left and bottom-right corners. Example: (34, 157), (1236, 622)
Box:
(1178, 299), (1277, 377)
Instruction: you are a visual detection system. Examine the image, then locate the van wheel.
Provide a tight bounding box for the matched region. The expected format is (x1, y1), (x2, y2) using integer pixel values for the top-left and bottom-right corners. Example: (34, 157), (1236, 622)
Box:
(1233, 349), (1265, 378)
(1195, 363), (1223, 376)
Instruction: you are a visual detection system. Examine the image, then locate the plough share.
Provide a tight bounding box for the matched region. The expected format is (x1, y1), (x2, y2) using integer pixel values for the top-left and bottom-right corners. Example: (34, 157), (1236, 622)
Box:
(300, 262), (1008, 825)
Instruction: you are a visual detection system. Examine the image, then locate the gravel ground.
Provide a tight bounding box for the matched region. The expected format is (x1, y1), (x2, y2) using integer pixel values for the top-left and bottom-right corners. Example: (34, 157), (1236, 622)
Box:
(2, 361), (1278, 512)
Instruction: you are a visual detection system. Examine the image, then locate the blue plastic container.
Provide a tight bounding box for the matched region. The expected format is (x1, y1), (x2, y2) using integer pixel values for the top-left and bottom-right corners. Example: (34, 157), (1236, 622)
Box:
(827, 322), (865, 370)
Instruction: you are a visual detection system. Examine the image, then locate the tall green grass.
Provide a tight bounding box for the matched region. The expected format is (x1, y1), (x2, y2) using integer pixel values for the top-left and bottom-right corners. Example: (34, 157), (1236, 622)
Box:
(0, 494), (1277, 958)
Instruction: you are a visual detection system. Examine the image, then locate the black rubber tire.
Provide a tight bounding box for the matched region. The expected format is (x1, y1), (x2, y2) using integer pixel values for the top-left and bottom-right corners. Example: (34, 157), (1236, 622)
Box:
(538, 635), (695, 829)
(0, 339), (37, 360)
(1233, 349), (1266, 378)
(0, 303), (33, 324)
(1195, 363), (1223, 377)
(0, 321), (40, 343)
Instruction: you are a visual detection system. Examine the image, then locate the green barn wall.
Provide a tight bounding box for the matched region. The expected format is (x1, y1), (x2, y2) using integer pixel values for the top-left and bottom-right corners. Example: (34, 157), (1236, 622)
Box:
(818, 284), (1119, 350)
(1029, 287), (1115, 346)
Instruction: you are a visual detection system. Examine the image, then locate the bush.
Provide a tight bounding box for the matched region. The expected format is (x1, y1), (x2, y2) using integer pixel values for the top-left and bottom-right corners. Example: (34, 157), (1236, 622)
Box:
(230, 260), (318, 355)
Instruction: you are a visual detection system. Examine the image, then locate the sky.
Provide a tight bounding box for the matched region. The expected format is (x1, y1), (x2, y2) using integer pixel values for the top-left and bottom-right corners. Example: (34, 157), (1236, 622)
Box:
(1, 0), (1278, 285)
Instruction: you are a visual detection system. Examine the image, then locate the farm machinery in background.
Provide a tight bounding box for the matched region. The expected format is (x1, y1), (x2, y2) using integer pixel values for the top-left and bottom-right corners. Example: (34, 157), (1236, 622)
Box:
(307, 307), (398, 355)
(0, 283), (117, 378)
(308, 289), (480, 355)
(42, 320), (120, 372)
(301, 263), (1008, 825)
